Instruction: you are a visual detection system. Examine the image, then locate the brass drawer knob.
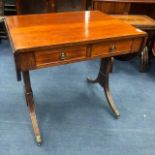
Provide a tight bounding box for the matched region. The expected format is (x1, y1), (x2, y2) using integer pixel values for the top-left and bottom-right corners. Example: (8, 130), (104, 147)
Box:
(109, 44), (116, 52)
(60, 52), (67, 60)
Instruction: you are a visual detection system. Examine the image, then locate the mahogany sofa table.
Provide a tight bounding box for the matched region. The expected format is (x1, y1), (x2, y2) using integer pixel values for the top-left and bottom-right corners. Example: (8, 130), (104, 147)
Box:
(5, 11), (146, 145)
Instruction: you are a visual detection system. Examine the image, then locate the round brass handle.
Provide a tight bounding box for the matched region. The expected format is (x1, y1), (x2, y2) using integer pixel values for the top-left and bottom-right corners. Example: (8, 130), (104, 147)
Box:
(60, 52), (67, 60)
(109, 44), (116, 52)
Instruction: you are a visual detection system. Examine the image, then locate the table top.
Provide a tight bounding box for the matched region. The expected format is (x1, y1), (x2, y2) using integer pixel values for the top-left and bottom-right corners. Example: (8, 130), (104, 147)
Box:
(5, 11), (146, 53)
(111, 15), (155, 29)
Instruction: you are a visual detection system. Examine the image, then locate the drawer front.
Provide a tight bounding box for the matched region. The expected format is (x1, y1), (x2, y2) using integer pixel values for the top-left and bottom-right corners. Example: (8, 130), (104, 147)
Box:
(16, 38), (143, 71)
(92, 39), (133, 57)
(35, 46), (87, 66)
(132, 38), (143, 52)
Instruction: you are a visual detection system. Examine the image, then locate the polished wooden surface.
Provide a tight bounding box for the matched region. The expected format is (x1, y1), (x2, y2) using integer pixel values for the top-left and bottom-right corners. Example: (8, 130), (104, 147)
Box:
(92, 0), (155, 3)
(111, 15), (155, 29)
(5, 11), (145, 53)
(5, 11), (146, 144)
(5, 11), (146, 71)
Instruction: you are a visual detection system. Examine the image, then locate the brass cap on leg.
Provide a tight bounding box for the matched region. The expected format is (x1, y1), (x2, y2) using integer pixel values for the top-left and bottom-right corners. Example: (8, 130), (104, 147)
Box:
(36, 135), (42, 145)
(115, 110), (120, 119)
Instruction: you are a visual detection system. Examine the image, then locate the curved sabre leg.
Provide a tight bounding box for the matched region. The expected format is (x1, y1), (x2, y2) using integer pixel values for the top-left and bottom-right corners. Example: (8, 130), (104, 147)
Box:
(87, 57), (114, 83)
(23, 71), (42, 145)
(102, 71), (120, 118)
(99, 58), (120, 118)
(87, 59), (103, 84)
(87, 57), (120, 118)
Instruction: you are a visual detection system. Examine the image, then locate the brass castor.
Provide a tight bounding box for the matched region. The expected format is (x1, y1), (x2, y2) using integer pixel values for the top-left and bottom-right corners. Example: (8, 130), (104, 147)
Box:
(114, 110), (120, 119)
(36, 135), (42, 145)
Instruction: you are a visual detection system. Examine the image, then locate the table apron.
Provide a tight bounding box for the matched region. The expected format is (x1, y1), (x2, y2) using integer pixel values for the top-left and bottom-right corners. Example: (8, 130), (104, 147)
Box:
(14, 37), (144, 71)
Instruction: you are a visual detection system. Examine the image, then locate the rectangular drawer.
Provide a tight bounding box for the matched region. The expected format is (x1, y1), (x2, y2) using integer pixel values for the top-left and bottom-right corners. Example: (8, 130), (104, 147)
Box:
(35, 46), (87, 67)
(92, 39), (133, 57)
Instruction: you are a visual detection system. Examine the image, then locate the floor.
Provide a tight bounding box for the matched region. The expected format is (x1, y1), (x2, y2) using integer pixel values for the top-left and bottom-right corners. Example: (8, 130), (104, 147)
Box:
(1, 38), (155, 155)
